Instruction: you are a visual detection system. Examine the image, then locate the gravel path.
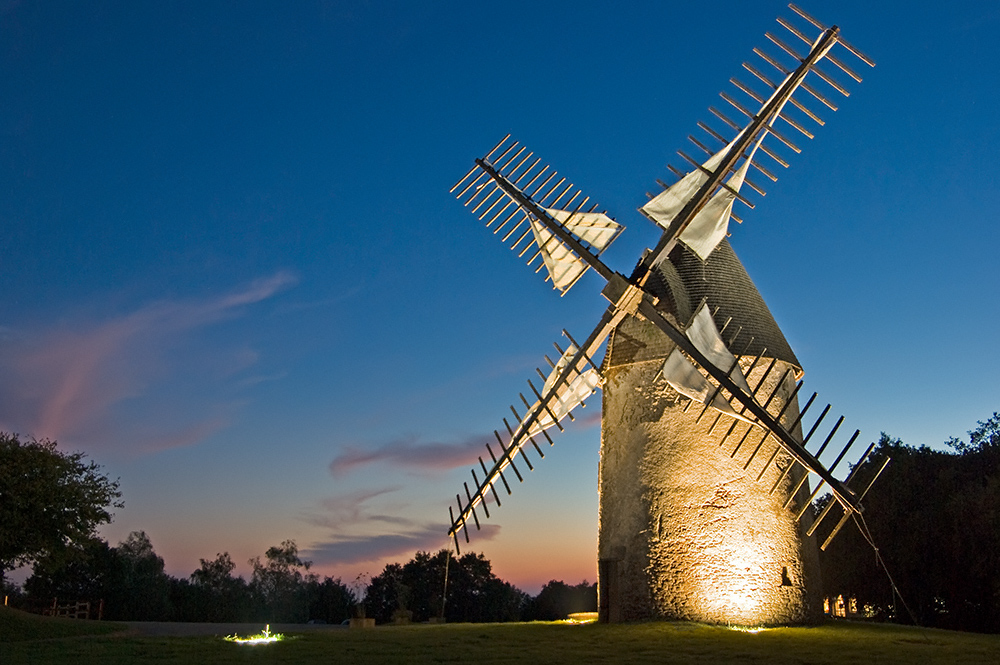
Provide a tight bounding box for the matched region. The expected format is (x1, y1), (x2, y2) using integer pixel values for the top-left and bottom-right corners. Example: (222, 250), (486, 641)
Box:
(123, 621), (347, 637)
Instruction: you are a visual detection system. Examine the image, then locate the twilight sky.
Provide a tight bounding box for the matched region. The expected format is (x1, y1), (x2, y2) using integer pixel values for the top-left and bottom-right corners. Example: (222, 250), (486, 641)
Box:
(2, 0), (998, 593)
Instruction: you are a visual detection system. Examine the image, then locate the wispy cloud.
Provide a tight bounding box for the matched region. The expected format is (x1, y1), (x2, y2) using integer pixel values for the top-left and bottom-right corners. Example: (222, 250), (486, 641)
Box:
(300, 486), (496, 565)
(328, 410), (602, 477)
(305, 523), (501, 566)
(329, 433), (492, 476)
(300, 487), (403, 530)
(0, 272), (296, 455)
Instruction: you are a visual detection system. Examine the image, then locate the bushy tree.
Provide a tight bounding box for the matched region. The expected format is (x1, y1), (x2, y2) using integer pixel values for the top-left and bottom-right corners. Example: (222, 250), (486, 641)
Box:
(365, 562), (404, 624)
(25, 531), (171, 620)
(178, 552), (253, 622)
(946, 412), (1000, 454)
(365, 550), (526, 624)
(819, 419), (1000, 633)
(305, 576), (356, 624)
(110, 531), (172, 620)
(0, 433), (122, 584)
(249, 539), (315, 622)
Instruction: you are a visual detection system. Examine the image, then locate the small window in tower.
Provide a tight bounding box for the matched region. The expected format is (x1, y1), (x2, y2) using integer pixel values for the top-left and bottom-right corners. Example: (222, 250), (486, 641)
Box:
(781, 567), (792, 586)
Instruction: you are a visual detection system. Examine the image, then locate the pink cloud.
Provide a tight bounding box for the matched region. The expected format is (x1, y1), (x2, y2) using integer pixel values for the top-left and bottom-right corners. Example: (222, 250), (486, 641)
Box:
(301, 487), (498, 565)
(300, 487), (404, 530)
(305, 523), (501, 566)
(0, 272), (295, 454)
(328, 410), (602, 477)
(329, 434), (493, 476)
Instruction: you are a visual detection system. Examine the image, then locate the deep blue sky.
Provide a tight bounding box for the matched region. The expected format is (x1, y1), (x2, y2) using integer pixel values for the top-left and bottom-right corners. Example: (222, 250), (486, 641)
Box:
(2, 0), (998, 591)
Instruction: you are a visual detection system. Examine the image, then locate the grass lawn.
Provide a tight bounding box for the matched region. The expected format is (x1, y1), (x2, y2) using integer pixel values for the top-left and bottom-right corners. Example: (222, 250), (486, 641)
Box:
(2, 607), (999, 664)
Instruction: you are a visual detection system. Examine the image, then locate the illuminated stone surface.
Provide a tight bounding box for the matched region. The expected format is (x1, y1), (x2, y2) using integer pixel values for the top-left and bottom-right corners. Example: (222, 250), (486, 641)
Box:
(596, 242), (822, 625)
(599, 358), (822, 624)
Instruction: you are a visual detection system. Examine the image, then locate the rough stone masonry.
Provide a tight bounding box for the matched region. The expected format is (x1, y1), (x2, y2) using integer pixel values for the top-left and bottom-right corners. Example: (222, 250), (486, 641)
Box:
(597, 240), (822, 625)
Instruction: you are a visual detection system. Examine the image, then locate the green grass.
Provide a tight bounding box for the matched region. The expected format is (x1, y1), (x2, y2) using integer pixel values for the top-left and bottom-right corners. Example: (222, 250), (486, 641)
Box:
(0, 605), (124, 642)
(2, 607), (998, 665)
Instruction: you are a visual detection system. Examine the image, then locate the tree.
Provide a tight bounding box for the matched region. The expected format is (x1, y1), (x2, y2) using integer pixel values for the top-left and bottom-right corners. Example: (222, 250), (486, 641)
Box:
(365, 562), (404, 624)
(107, 531), (172, 620)
(249, 539), (315, 622)
(946, 412), (1000, 454)
(173, 552), (253, 622)
(0, 433), (123, 584)
(25, 531), (172, 621)
(365, 550), (527, 624)
(23, 537), (118, 602)
(305, 577), (356, 624)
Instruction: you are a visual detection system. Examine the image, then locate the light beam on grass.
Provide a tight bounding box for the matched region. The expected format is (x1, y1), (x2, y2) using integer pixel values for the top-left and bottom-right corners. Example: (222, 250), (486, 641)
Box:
(224, 624), (284, 645)
(566, 612), (599, 624)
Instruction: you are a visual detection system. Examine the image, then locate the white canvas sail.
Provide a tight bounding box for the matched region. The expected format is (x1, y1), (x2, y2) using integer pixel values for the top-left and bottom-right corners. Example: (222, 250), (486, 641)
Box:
(529, 209), (621, 293)
(522, 343), (601, 435)
(642, 72), (801, 260)
(661, 349), (753, 422)
(685, 304), (753, 395)
(660, 304), (754, 421)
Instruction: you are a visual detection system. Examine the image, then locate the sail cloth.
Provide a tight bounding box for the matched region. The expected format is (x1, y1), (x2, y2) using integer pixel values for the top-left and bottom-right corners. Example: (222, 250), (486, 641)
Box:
(661, 304), (754, 421)
(522, 343), (602, 436)
(529, 209), (621, 293)
(642, 133), (764, 261)
(661, 349), (753, 422)
(642, 72), (799, 261)
(686, 305), (753, 395)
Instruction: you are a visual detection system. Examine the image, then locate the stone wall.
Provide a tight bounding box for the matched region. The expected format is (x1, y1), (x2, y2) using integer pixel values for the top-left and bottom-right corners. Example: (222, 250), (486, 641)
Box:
(597, 355), (822, 625)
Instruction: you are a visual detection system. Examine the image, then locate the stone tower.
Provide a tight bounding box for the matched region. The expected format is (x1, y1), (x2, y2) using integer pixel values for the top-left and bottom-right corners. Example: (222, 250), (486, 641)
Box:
(597, 241), (823, 625)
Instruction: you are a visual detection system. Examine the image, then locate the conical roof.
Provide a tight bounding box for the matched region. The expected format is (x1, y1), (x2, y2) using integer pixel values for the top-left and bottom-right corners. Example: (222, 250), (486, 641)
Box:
(605, 239), (800, 372)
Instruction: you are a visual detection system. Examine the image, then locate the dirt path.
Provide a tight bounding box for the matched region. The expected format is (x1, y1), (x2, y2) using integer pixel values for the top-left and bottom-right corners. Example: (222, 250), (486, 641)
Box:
(123, 621), (347, 637)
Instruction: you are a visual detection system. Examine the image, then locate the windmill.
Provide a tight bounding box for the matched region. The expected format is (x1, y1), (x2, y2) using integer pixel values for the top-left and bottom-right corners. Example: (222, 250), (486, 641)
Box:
(445, 4), (889, 625)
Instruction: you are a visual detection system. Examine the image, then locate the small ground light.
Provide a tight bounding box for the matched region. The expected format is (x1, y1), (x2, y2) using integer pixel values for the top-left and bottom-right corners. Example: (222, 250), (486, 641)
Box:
(565, 612), (599, 624)
(224, 625), (284, 645)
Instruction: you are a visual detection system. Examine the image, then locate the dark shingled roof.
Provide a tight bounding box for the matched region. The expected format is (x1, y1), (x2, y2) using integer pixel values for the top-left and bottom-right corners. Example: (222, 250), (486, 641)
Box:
(606, 239), (800, 371)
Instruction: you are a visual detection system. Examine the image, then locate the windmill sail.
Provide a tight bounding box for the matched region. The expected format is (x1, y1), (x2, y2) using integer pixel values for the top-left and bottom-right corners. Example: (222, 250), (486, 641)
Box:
(638, 5), (871, 270)
(661, 350), (754, 422)
(642, 70), (796, 261)
(685, 304), (754, 395)
(446, 326), (611, 552)
(661, 304), (754, 421)
(530, 210), (621, 292)
(451, 137), (623, 295)
(526, 342), (602, 434)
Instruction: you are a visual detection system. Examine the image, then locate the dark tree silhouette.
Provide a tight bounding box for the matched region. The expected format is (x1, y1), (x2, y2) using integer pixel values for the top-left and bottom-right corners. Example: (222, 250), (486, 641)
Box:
(25, 531), (171, 621)
(178, 552), (254, 622)
(819, 416), (1000, 633)
(365, 550), (526, 624)
(523, 580), (598, 620)
(305, 576), (356, 624)
(365, 562), (404, 624)
(249, 539), (316, 622)
(0, 433), (122, 585)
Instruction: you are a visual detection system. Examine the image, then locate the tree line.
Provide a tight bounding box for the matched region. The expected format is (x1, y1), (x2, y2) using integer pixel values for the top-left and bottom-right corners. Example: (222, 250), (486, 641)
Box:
(0, 432), (595, 623)
(5, 532), (594, 623)
(819, 413), (1000, 633)
(6, 415), (1000, 631)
